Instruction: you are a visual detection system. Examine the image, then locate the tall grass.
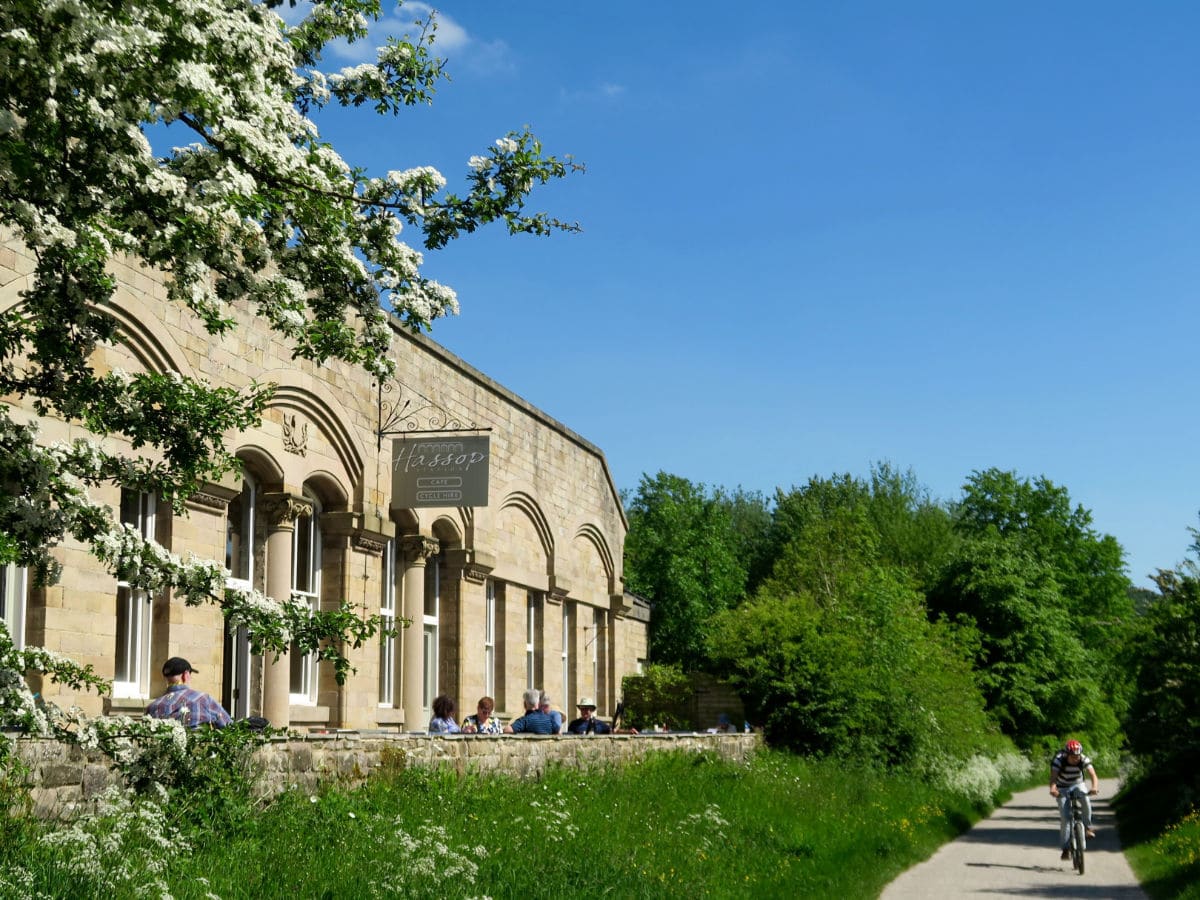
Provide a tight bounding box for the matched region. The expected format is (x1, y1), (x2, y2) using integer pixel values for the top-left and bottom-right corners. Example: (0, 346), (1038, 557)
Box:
(1, 749), (1028, 899)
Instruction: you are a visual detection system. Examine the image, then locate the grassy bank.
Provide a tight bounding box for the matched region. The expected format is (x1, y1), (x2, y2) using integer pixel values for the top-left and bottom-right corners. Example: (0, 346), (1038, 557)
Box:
(1115, 772), (1200, 900)
(2, 749), (1022, 899)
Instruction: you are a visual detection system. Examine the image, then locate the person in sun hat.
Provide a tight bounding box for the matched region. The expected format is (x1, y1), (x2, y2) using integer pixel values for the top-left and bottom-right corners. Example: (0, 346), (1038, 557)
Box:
(145, 657), (232, 729)
(567, 696), (612, 735)
(1050, 738), (1099, 860)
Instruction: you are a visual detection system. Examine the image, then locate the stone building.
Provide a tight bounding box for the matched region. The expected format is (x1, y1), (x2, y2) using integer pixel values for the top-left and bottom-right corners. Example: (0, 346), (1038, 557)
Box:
(1, 235), (649, 731)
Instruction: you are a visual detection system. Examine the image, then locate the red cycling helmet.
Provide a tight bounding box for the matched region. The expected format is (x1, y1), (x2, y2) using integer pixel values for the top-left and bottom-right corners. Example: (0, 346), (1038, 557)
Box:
(1065, 739), (1083, 755)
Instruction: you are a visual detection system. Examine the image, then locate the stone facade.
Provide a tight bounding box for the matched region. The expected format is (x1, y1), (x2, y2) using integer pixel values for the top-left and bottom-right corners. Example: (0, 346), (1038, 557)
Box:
(1, 235), (649, 731)
(9, 732), (760, 818)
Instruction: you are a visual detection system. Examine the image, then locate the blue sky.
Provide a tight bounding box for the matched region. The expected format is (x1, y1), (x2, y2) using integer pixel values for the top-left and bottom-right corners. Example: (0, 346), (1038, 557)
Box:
(308, 2), (1200, 587)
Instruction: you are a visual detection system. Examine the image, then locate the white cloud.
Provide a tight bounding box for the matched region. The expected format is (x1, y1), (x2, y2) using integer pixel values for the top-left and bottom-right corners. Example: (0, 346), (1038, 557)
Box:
(271, 2), (513, 72)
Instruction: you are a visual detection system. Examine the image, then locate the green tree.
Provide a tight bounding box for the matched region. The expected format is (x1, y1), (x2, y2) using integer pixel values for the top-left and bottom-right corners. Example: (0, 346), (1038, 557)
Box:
(758, 465), (956, 595)
(709, 470), (994, 763)
(0, 1), (577, 672)
(932, 469), (1133, 745)
(624, 472), (746, 669)
(709, 557), (993, 764)
(1125, 562), (1200, 780)
(716, 485), (773, 595)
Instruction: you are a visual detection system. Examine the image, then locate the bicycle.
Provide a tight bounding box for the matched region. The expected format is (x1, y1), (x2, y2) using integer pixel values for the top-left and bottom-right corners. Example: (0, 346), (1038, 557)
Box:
(1061, 784), (1098, 875)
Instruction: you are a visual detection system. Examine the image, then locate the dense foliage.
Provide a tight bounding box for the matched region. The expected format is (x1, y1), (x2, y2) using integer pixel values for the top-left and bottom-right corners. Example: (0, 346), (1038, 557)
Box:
(623, 472), (752, 669)
(929, 468), (1134, 744)
(1125, 546), (1200, 793)
(1111, 527), (1200, 899)
(624, 464), (1137, 761)
(619, 662), (694, 732)
(705, 469), (996, 764)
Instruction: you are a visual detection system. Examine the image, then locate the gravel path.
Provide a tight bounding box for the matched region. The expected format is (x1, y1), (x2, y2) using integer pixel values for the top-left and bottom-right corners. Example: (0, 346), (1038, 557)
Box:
(880, 785), (1148, 898)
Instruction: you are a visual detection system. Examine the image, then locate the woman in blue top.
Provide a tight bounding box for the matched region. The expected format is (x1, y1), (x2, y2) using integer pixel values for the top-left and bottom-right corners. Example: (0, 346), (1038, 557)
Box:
(428, 694), (461, 733)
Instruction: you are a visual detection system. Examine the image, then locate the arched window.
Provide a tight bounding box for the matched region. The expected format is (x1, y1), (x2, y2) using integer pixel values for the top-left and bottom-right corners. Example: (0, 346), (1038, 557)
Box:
(289, 490), (322, 705)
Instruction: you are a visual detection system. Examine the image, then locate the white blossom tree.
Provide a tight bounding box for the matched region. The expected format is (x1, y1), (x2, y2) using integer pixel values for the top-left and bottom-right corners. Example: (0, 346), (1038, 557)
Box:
(0, 0), (579, 721)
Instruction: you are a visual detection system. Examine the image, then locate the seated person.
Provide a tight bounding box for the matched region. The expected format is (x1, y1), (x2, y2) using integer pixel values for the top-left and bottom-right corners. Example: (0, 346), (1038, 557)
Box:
(461, 696), (503, 734)
(567, 697), (611, 735)
(428, 694), (461, 733)
(715, 713), (739, 733)
(145, 657), (231, 729)
(504, 689), (558, 734)
(539, 690), (565, 733)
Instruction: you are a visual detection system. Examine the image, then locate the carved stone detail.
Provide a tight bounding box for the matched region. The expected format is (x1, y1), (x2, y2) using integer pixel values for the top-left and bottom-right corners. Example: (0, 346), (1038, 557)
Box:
(352, 534), (387, 557)
(400, 535), (440, 565)
(282, 413), (309, 457)
(260, 493), (312, 531)
(462, 563), (492, 585)
(184, 490), (229, 512)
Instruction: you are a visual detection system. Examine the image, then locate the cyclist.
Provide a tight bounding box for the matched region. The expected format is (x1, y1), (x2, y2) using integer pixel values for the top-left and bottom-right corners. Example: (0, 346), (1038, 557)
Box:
(1050, 739), (1099, 860)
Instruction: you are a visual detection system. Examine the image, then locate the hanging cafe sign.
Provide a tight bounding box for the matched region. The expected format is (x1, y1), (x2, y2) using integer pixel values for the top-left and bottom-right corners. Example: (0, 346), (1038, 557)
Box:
(376, 376), (491, 509)
(391, 436), (490, 508)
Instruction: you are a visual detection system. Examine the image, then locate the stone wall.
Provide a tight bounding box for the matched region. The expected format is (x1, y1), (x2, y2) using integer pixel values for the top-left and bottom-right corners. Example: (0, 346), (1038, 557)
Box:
(8, 732), (760, 818)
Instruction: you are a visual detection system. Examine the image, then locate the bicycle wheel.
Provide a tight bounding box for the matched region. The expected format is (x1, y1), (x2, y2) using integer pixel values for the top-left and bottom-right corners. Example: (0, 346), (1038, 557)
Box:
(1073, 820), (1086, 875)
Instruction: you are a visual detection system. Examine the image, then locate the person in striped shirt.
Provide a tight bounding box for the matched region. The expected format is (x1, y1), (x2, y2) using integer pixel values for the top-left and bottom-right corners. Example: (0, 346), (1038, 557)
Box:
(1049, 738), (1099, 859)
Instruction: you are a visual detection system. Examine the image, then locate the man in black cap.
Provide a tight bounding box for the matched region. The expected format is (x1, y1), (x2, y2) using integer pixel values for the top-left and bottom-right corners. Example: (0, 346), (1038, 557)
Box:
(145, 657), (231, 728)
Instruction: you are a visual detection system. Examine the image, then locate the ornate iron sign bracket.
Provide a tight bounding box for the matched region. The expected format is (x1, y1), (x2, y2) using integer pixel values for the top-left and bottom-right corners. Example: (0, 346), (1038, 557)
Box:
(376, 377), (491, 450)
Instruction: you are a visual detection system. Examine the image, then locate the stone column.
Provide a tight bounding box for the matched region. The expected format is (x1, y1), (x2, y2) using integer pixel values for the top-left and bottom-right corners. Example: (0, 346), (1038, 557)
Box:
(260, 492), (311, 729)
(400, 535), (439, 729)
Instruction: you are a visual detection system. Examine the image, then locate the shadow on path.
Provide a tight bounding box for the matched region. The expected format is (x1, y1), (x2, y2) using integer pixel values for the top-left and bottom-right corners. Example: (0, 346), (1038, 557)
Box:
(879, 786), (1148, 899)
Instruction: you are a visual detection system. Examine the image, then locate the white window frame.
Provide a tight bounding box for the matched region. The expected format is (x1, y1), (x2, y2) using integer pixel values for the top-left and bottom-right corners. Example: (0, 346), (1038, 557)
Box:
(1, 562), (27, 651)
(592, 606), (604, 703)
(422, 550), (441, 714)
(223, 475), (256, 719)
(379, 537), (396, 707)
(289, 492), (321, 705)
(525, 591), (537, 691)
(561, 602), (571, 706)
(114, 490), (155, 699)
(484, 579), (496, 698)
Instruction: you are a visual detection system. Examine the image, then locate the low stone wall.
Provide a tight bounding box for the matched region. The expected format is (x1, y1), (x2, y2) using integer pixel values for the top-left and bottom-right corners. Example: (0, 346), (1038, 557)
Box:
(7, 731), (760, 817)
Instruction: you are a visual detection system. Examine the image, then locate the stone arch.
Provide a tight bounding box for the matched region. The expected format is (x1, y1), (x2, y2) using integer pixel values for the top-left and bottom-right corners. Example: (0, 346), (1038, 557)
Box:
(572, 522), (616, 596)
(264, 375), (365, 489)
(0, 284), (197, 380)
(105, 299), (196, 380)
(234, 444), (285, 485)
(302, 469), (350, 513)
(430, 515), (463, 550)
(498, 490), (555, 565)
